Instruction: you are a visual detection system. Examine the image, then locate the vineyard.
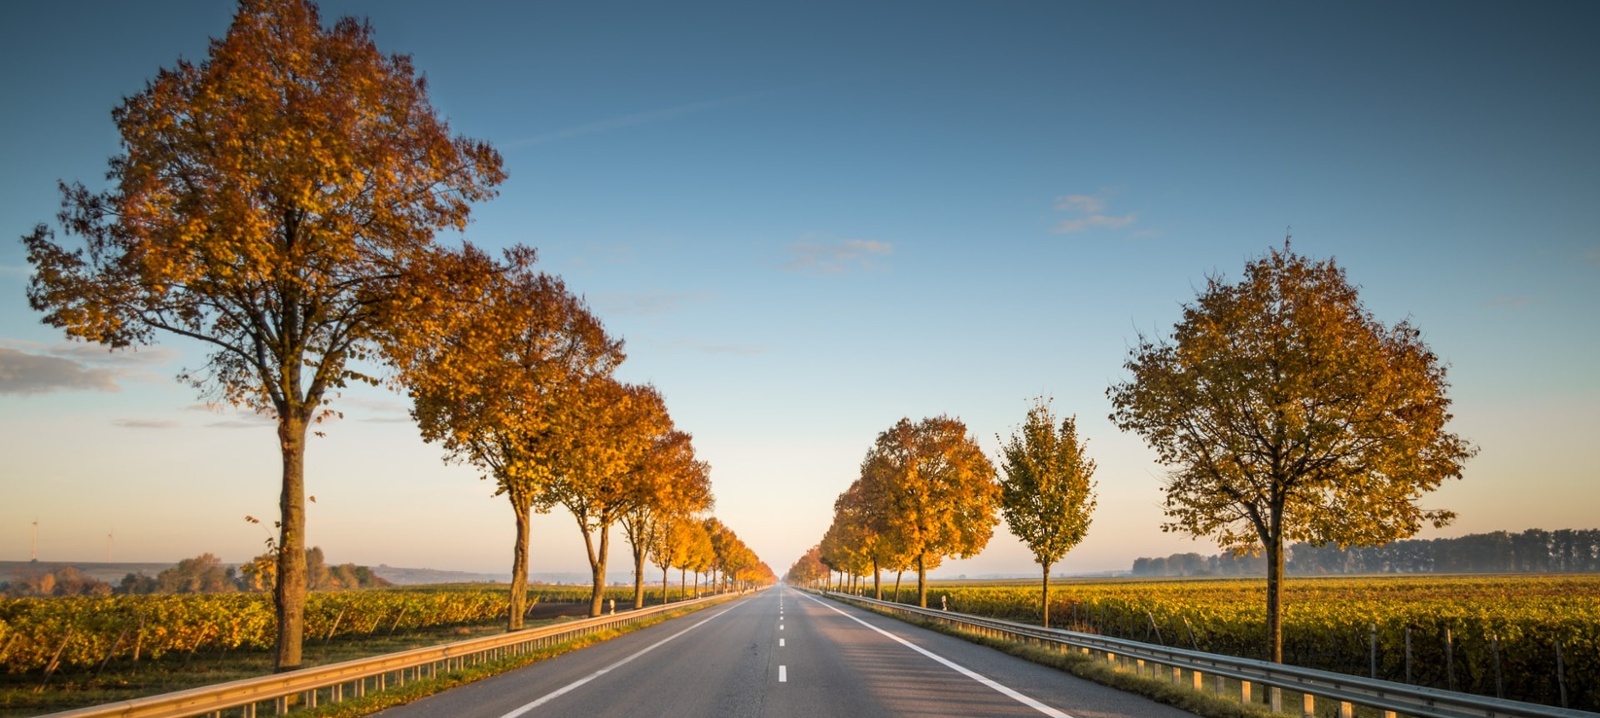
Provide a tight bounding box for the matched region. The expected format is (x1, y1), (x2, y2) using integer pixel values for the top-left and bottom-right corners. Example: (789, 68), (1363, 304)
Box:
(898, 574), (1598, 711)
(0, 585), (640, 675)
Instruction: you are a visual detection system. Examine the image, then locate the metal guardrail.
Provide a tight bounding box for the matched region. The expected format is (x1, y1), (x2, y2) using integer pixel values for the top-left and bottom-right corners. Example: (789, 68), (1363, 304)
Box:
(819, 591), (1597, 718)
(42, 593), (740, 718)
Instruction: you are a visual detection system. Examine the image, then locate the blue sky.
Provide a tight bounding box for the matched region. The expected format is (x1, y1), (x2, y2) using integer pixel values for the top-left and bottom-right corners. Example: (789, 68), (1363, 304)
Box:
(2, 1), (1596, 578)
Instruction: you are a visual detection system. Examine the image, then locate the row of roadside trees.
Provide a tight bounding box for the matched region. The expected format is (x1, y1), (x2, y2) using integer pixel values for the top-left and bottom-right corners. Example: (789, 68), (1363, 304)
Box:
(20, 0), (769, 671)
(790, 403), (1096, 631)
(787, 241), (1475, 664)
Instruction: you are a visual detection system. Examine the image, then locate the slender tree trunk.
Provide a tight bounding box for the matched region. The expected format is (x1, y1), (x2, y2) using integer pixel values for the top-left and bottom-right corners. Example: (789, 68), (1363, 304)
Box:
(894, 570), (903, 603)
(632, 542), (647, 609)
(872, 560), (881, 600)
(273, 413), (308, 672)
(1265, 521), (1285, 663)
(680, 566), (687, 600)
(1041, 563), (1051, 629)
(661, 564), (670, 605)
(692, 570), (699, 597)
(577, 518), (610, 617)
(507, 497), (532, 630)
(916, 553), (928, 608)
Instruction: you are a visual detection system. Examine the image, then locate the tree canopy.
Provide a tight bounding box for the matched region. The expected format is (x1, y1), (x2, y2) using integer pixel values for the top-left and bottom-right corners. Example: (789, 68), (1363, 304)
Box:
(997, 397), (1097, 628)
(858, 416), (999, 607)
(1107, 242), (1475, 662)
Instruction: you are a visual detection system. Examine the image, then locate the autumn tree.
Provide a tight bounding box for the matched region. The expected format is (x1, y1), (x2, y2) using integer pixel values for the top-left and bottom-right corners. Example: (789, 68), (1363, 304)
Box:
(859, 416), (999, 607)
(785, 545), (828, 587)
(681, 520), (715, 597)
(391, 245), (621, 630)
(541, 380), (670, 616)
(21, 0), (503, 670)
(997, 397), (1098, 628)
(1107, 242), (1476, 662)
(621, 429), (713, 607)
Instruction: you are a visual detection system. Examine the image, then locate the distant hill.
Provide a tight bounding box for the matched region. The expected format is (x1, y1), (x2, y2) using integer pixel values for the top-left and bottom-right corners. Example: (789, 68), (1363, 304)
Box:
(0, 560), (173, 585)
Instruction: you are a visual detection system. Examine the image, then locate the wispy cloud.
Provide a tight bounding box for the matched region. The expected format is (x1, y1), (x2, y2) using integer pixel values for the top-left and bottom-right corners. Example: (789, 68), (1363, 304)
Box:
(508, 91), (765, 149)
(1053, 192), (1137, 234)
(0, 347), (121, 395)
(113, 418), (180, 429)
(592, 291), (711, 317)
(783, 235), (893, 274)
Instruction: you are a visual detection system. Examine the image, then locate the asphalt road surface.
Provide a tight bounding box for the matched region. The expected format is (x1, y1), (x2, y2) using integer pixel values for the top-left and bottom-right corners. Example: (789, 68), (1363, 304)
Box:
(375, 585), (1196, 717)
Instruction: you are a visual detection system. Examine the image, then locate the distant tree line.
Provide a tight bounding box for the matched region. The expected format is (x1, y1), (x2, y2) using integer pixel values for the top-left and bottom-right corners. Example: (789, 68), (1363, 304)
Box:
(1130, 528), (1600, 577)
(0, 548), (389, 598)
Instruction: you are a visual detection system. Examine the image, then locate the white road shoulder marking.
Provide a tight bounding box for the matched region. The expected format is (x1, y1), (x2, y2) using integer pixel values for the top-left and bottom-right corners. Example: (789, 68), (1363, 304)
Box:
(779, 665), (787, 682)
(799, 593), (1073, 718)
(497, 605), (739, 718)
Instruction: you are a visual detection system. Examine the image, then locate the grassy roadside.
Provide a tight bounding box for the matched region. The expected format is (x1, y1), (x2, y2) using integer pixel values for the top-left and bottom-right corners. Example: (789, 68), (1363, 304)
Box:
(849, 600), (1281, 718)
(1, 598), (729, 717)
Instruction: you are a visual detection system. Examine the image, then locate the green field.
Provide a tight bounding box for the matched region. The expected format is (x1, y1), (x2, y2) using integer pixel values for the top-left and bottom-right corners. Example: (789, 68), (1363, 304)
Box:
(879, 574), (1597, 711)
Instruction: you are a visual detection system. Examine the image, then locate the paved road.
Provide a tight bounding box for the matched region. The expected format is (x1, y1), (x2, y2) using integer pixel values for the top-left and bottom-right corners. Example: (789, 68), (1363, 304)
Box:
(375, 585), (1195, 717)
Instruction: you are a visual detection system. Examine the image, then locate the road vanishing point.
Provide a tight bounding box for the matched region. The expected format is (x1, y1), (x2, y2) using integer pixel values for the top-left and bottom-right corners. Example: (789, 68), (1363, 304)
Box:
(374, 585), (1195, 717)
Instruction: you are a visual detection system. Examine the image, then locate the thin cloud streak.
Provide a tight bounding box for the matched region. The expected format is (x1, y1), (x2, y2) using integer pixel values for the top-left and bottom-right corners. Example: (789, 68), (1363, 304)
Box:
(1053, 191), (1137, 234)
(113, 418), (180, 429)
(507, 91), (768, 149)
(783, 236), (893, 274)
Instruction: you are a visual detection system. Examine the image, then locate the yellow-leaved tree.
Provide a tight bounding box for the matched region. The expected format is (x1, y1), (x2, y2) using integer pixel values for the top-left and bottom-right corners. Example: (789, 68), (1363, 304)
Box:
(620, 428), (713, 608)
(540, 380), (670, 616)
(859, 416), (999, 607)
(389, 245), (622, 630)
(1107, 242), (1476, 663)
(21, 0), (503, 670)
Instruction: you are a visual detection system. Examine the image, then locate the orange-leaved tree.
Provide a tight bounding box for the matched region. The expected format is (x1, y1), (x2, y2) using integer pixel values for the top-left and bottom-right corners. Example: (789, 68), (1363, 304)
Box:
(621, 428), (713, 608)
(540, 380), (670, 616)
(389, 245), (622, 630)
(859, 416), (999, 607)
(21, 0), (503, 670)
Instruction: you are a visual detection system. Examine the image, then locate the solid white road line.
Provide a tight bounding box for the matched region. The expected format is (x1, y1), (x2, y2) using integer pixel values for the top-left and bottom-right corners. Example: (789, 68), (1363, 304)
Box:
(801, 593), (1074, 718)
(497, 605), (739, 718)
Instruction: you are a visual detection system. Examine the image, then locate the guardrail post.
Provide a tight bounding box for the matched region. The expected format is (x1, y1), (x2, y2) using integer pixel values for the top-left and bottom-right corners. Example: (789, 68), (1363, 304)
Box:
(275, 695), (288, 715)
(1170, 666), (1181, 685)
(1269, 686), (1282, 713)
(242, 702), (256, 718)
(1136, 658), (1145, 676)
(1240, 679), (1252, 705)
(1191, 669), (1203, 691)
(1338, 701), (1353, 718)
(1302, 691), (1315, 718)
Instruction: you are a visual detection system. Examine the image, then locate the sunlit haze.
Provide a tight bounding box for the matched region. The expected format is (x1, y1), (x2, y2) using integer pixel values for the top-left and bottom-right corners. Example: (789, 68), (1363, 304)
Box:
(2, 1), (1596, 580)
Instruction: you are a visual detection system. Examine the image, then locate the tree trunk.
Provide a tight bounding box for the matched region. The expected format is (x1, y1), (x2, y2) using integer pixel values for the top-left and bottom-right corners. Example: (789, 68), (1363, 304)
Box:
(916, 553), (928, 608)
(578, 518), (610, 617)
(632, 542), (647, 609)
(872, 560), (881, 599)
(661, 563), (670, 605)
(893, 570), (903, 603)
(1041, 562), (1051, 629)
(273, 414), (308, 671)
(507, 497), (532, 631)
(1265, 525), (1285, 662)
